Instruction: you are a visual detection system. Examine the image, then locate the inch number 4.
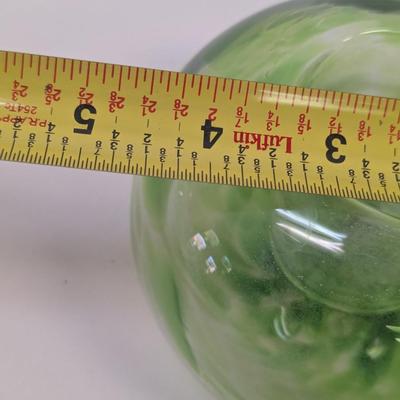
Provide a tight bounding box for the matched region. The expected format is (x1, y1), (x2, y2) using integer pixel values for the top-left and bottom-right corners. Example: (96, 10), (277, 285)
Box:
(201, 119), (223, 149)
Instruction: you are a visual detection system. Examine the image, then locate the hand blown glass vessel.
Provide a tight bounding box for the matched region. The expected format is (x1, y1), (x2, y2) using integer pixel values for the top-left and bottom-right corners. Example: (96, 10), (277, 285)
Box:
(132, 1), (400, 399)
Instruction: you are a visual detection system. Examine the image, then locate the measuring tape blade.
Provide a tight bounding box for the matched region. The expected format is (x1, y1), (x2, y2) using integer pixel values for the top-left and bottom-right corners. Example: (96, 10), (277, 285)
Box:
(0, 50), (399, 203)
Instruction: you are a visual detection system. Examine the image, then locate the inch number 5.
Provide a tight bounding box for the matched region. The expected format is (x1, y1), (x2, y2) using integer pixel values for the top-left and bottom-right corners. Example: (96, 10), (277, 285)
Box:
(325, 133), (346, 164)
(73, 104), (97, 135)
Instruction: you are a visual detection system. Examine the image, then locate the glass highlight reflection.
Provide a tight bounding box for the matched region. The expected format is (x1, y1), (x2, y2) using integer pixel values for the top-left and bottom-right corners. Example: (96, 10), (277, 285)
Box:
(275, 208), (346, 254)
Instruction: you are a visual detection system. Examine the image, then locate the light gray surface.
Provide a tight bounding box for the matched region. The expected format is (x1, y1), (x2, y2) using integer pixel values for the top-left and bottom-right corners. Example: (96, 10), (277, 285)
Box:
(0, 0), (282, 399)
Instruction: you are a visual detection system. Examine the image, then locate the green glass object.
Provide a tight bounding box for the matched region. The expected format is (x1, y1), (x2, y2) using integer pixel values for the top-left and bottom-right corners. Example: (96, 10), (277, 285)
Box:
(132, 1), (400, 399)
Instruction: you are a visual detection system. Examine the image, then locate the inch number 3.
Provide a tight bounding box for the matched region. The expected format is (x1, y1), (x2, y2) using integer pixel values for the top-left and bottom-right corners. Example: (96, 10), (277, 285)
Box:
(325, 133), (346, 164)
(73, 104), (97, 135)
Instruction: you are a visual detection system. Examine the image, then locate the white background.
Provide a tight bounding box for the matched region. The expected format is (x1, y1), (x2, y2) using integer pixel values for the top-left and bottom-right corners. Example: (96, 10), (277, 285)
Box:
(0, 1), (282, 399)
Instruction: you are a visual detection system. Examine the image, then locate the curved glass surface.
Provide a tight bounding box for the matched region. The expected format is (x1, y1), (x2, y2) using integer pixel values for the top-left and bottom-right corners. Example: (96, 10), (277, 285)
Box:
(132, 1), (400, 399)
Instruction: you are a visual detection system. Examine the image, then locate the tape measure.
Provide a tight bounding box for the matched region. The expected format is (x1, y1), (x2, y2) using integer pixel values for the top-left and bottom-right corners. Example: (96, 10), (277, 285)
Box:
(0, 50), (399, 203)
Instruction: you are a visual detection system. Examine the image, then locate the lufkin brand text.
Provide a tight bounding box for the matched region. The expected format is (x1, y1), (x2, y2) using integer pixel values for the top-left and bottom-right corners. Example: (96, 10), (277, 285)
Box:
(233, 130), (293, 153)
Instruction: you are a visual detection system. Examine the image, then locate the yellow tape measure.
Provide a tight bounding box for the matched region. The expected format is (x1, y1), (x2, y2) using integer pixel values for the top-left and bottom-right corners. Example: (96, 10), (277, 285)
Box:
(0, 50), (399, 202)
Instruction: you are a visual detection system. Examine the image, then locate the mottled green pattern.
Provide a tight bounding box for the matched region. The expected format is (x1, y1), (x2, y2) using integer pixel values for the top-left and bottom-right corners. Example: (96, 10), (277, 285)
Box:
(132, 1), (400, 399)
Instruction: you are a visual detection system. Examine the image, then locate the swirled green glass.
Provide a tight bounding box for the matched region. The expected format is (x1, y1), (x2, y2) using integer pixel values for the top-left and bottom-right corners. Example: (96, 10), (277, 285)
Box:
(132, 1), (400, 399)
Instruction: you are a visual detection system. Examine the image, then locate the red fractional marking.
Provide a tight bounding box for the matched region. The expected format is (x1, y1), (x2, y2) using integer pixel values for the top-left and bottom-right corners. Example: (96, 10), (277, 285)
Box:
(353, 94), (359, 114)
(103, 64), (107, 84)
(260, 83), (266, 103)
(337, 92), (343, 117)
(85, 62), (91, 86)
(292, 86), (298, 107)
(197, 75), (203, 96)
(4, 51), (8, 72)
(212, 78), (219, 103)
(285, 85), (290, 100)
(53, 57), (58, 83)
(253, 82), (258, 96)
(322, 90), (328, 110)
(69, 59), (74, 80)
(346, 93), (351, 107)
(118, 66), (123, 91)
(181, 73), (187, 98)
(229, 80), (234, 100)
(166, 71), (171, 92)
(20, 53), (25, 79)
(134, 68), (139, 88)
(243, 81), (250, 106)
(331, 91), (336, 104)
(275, 84), (281, 110)
(367, 97), (374, 120)
(383, 98), (389, 118)
(150, 69), (155, 95)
